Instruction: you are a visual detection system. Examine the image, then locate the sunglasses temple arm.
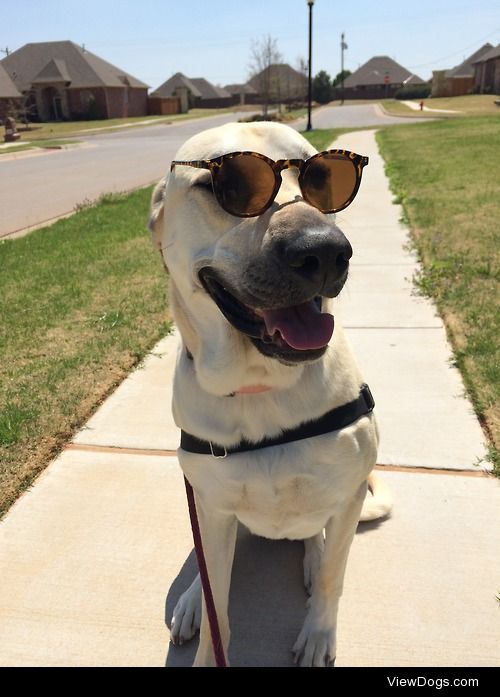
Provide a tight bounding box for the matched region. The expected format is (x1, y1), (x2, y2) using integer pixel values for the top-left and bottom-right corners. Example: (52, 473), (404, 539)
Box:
(170, 160), (212, 173)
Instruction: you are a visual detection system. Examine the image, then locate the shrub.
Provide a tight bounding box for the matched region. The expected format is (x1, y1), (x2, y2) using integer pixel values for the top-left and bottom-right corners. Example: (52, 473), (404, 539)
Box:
(394, 84), (432, 100)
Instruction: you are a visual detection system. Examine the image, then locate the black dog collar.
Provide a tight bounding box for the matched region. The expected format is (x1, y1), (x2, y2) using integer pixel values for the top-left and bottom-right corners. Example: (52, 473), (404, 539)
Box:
(180, 383), (375, 458)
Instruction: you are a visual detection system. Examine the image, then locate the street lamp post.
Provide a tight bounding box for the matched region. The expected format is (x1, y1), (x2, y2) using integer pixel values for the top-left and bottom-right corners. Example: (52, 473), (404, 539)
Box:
(306, 0), (314, 131)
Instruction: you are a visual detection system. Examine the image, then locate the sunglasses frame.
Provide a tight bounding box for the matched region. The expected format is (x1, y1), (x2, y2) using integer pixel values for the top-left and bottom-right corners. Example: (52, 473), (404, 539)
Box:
(170, 149), (369, 218)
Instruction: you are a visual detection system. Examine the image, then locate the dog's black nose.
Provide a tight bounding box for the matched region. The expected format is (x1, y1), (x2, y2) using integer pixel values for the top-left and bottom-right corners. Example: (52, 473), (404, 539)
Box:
(281, 227), (352, 296)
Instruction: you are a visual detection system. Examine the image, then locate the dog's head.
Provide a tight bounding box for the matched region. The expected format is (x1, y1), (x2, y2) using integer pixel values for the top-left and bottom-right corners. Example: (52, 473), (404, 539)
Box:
(150, 122), (357, 394)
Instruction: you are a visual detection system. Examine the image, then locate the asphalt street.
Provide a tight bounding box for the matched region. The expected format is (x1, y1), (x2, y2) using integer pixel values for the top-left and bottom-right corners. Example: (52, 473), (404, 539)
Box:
(0, 111), (253, 238)
(294, 102), (425, 129)
(0, 104), (424, 238)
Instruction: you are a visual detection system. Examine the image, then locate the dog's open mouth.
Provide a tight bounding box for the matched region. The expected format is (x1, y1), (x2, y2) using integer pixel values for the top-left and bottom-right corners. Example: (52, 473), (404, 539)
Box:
(199, 268), (334, 362)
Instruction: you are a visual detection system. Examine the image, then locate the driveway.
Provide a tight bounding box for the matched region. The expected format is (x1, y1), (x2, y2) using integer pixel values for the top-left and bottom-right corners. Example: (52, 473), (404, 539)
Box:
(0, 104), (425, 239)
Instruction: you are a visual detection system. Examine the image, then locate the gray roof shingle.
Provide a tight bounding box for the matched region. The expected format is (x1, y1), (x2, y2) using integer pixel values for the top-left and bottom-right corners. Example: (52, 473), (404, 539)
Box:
(189, 78), (231, 100)
(248, 63), (305, 90)
(1, 41), (148, 92)
(343, 56), (425, 87)
(151, 73), (231, 100)
(447, 43), (494, 78)
(32, 58), (72, 84)
(224, 83), (258, 96)
(0, 63), (21, 98)
(471, 43), (500, 64)
(150, 72), (202, 98)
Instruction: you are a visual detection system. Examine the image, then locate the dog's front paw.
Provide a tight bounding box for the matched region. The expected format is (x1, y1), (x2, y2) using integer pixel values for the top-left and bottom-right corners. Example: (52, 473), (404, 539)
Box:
(170, 575), (202, 645)
(292, 616), (336, 667)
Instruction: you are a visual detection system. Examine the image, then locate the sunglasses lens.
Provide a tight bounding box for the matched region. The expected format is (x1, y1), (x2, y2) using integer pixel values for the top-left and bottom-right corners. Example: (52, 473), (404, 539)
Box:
(214, 154), (276, 216)
(303, 155), (358, 213)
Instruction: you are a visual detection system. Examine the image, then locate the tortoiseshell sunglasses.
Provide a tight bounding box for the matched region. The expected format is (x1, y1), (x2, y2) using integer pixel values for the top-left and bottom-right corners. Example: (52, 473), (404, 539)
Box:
(170, 149), (369, 218)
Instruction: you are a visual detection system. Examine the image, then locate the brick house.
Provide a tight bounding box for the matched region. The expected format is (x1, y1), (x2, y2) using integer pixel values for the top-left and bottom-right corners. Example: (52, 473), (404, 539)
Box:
(0, 63), (22, 123)
(1, 41), (148, 120)
(151, 72), (200, 109)
(151, 72), (232, 108)
(473, 44), (500, 95)
(248, 63), (307, 104)
(343, 56), (425, 99)
(224, 83), (259, 105)
(431, 43), (493, 97)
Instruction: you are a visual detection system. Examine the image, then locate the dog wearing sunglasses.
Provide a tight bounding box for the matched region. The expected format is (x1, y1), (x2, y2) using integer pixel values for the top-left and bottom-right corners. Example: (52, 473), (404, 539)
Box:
(149, 121), (391, 667)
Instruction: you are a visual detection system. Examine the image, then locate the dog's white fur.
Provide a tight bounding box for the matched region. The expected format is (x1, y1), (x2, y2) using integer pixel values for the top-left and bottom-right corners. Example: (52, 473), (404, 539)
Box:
(150, 122), (391, 667)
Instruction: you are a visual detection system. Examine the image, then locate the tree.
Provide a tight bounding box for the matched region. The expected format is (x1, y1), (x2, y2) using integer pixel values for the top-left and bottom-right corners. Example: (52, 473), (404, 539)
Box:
(248, 35), (282, 117)
(331, 70), (351, 101)
(296, 55), (308, 104)
(312, 70), (333, 104)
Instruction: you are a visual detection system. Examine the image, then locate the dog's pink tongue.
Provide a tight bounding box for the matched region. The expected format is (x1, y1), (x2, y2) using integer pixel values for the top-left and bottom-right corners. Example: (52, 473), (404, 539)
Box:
(260, 301), (334, 350)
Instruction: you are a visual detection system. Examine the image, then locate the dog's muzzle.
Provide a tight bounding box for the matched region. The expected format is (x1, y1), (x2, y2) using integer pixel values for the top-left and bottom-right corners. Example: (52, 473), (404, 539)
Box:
(199, 212), (352, 363)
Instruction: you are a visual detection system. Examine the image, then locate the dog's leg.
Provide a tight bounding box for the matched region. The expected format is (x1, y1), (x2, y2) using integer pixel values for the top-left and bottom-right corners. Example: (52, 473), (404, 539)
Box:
(171, 574), (202, 644)
(303, 532), (324, 596)
(192, 496), (238, 667)
(293, 481), (367, 667)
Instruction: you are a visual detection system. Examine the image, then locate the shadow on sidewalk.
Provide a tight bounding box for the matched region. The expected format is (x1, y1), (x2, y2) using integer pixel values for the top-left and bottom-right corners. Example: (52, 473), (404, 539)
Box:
(164, 520), (384, 667)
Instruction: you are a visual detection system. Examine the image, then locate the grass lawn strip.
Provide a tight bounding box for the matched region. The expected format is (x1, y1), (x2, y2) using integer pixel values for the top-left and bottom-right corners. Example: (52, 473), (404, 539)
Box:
(0, 187), (170, 517)
(382, 94), (500, 118)
(0, 139), (82, 156)
(6, 111), (233, 141)
(303, 127), (375, 152)
(1, 105), (280, 144)
(377, 116), (499, 473)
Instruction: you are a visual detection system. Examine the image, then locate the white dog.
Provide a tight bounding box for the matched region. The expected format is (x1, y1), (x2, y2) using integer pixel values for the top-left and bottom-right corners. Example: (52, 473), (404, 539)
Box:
(149, 121), (391, 667)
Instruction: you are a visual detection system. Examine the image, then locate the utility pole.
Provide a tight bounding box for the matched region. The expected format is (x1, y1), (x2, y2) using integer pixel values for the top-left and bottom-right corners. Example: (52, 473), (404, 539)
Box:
(306, 0), (314, 131)
(340, 33), (347, 105)
(1, 47), (10, 57)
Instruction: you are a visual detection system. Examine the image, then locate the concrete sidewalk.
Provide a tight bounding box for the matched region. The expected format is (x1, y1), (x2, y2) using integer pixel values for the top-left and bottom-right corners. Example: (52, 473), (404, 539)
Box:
(1, 130), (498, 667)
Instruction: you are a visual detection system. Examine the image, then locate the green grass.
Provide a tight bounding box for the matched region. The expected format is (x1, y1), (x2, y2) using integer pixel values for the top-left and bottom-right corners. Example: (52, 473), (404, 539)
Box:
(377, 116), (500, 472)
(5, 115), (170, 141)
(4, 107), (250, 142)
(0, 139), (81, 156)
(383, 94), (500, 118)
(0, 187), (170, 517)
(302, 127), (372, 151)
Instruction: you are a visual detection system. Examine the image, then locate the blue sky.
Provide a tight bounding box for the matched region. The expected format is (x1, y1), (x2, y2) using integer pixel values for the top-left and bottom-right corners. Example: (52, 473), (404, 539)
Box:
(2, 0), (499, 89)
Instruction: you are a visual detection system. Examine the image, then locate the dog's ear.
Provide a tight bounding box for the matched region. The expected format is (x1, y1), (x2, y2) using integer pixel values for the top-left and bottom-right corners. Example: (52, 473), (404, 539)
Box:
(148, 176), (167, 250)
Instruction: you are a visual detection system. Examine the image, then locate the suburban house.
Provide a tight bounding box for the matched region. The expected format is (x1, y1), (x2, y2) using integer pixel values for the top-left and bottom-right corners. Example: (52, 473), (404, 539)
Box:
(189, 78), (232, 108)
(431, 43), (493, 97)
(1, 41), (149, 121)
(0, 63), (22, 122)
(248, 63), (307, 104)
(224, 82), (259, 105)
(473, 44), (500, 95)
(342, 56), (425, 99)
(151, 72), (232, 108)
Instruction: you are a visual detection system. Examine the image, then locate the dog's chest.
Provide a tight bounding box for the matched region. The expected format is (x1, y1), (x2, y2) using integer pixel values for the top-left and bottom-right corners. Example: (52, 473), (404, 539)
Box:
(230, 469), (331, 539)
(179, 422), (375, 540)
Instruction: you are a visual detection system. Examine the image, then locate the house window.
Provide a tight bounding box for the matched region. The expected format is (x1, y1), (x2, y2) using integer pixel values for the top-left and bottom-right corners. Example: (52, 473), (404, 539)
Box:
(80, 90), (96, 109)
(80, 90), (99, 119)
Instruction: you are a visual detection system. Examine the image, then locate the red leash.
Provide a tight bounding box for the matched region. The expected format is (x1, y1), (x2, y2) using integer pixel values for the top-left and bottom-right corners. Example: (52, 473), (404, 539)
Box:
(183, 476), (227, 667)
